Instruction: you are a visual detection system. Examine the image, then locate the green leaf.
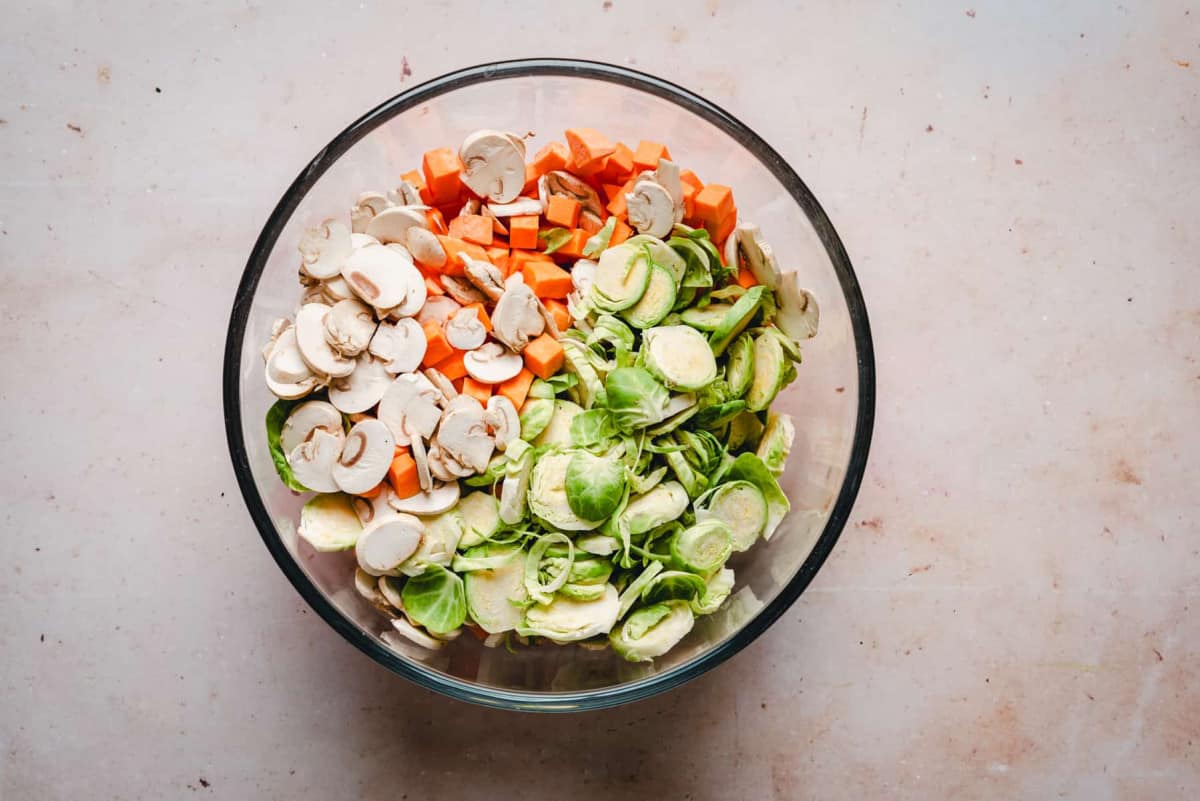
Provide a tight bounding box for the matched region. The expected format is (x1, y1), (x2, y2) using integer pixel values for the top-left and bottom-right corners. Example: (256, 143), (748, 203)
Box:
(265, 400), (310, 492)
(539, 227), (573, 254)
(582, 216), (617, 258)
(401, 566), (467, 634)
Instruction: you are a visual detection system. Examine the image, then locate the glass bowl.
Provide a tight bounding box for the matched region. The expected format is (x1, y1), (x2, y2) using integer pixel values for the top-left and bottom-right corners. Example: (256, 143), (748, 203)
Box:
(223, 59), (874, 711)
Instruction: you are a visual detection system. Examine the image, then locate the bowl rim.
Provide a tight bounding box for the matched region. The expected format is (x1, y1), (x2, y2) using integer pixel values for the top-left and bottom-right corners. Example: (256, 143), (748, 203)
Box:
(224, 57), (876, 712)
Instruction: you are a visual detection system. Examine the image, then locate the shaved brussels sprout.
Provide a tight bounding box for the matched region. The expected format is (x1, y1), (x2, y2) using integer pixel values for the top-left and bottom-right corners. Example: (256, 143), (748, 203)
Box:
(519, 398), (556, 442)
(565, 451), (626, 521)
(727, 411), (765, 452)
(617, 561), (664, 619)
(623, 481), (689, 536)
(456, 491), (500, 549)
(726, 453), (790, 540)
(695, 480), (768, 552)
(691, 567), (735, 614)
(401, 565), (467, 634)
(462, 545), (526, 634)
(518, 584), (620, 643)
(533, 400), (584, 448)
(524, 533), (574, 605)
(611, 601), (695, 662)
(642, 325), (718, 392)
(669, 519), (733, 575)
(756, 412), (795, 475)
(725, 332), (755, 398)
(604, 367), (671, 433)
(641, 570), (708, 604)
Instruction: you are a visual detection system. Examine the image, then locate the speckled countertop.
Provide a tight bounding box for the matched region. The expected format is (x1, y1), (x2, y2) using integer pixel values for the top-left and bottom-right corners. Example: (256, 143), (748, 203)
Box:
(2, 2), (1197, 799)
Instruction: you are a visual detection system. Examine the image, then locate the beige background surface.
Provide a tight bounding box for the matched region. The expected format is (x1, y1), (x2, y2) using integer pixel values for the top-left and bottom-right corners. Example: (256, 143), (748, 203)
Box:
(2, 1), (1197, 799)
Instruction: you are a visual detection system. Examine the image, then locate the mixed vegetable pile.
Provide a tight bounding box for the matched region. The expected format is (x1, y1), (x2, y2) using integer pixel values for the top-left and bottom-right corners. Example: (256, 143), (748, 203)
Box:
(261, 127), (820, 661)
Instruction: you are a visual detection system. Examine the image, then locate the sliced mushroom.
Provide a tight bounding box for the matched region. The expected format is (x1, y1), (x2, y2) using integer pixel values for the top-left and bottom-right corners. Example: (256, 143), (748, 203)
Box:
(280, 400), (343, 454)
(484, 395), (520, 451)
(264, 324), (321, 399)
(444, 306), (487, 350)
(416, 295), (461, 327)
(356, 514), (424, 576)
(342, 244), (418, 310)
(441, 275), (486, 306)
(332, 418), (395, 494)
(490, 274), (545, 352)
(355, 567), (389, 606)
(320, 275), (357, 303)
(571, 259), (597, 295)
(297, 219), (352, 280)
(422, 368), (458, 404)
(382, 244), (428, 317)
(463, 342), (524, 384)
(724, 227), (740, 271)
(323, 299), (377, 357)
(295, 303), (356, 378)
(287, 428), (343, 492)
(299, 284), (327, 308)
(460, 196), (481, 216)
(407, 424), (432, 492)
(775, 272), (819, 340)
(351, 232), (380, 249)
(544, 171), (602, 218)
(388, 482), (461, 515)
(461, 255), (505, 302)
(426, 442), (473, 481)
(352, 486), (401, 527)
(626, 179), (675, 238)
(388, 617), (445, 651)
(391, 181), (423, 207)
(733, 222), (782, 289)
(377, 574), (405, 609)
(654, 159), (684, 213)
(480, 205), (508, 235)
(377, 373), (443, 444)
(366, 206), (428, 245)
(459, 129), (527, 203)
(329, 352), (392, 413)
(487, 197), (544, 217)
(368, 318), (426, 374)
(350, 192), (391, 234)
(434, 397), (495, 473)
(405, 227), (446, 268)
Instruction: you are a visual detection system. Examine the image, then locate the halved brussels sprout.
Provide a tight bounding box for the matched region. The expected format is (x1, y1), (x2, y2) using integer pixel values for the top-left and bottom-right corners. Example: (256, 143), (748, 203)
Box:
(691, 567), (735, 614)
(533, 400), (585, 448)
(708, 286), (765, 357)
(298, 493), (362, 552)
(641, 570), (708, 604)
(610, 601), (695, 662)
(642, 325), (718, 392)
(745, 332), (786, 412)
(591, 243), (651, 312)
(456, 491), (501, 549)
(621, 264), (677, 329)
(727, 411), (765, 452)
(725, 332), (755, 398)
(726, 453), (790, 540)
(756, 412), (795, 476)
(519, 398), (556, 442)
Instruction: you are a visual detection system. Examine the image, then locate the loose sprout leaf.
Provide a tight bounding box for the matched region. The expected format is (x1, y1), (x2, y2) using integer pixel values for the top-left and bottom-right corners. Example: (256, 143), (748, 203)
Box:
(641, 570), (708, 604)
(265, 399), (311, 492)
(565, 451), (627, 521)
(616, 561), (664, 619)
(401, 565), (468, 634)
(691, 567), (735, 615)
(539, 227), (574, 254)
(569, 408), (618, 449)
(694, 399), (747, 428)
(524, 532), (575, 605)
(464, 453), (509, 488)
(452, 549), (521, 572)
(627, 464), (668, 495)
(604, 367), (671, 433)
(582, 216), (617, 258)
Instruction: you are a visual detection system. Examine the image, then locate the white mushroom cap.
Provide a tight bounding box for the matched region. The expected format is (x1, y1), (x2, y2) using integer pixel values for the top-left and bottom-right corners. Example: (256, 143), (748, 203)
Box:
(571, 259), (597, 295)
(351, 192), (391, 234)
(323, 299), (377, 357)
(388, 617), (445, 651)
(626, 180), (675, 238)
(280, 400), (343, 454)
(463, 342), (524, 384)
(486, 197), (544, 217)
(775, 271), (819, 340)
(320, 275), (357, 303)
(459, 129), (527, 203)
(286, 428), (343, 492)
(356, 514), (424, 576)
(435, 396), (495, 472)
(368, 318), (426, 375)
(441, 275), (486, 306)
(387, 482), (461, 515)
(332, 418), (395, 494)
(378, 373), (444, 444)
(416, 295), (462, 327)
(382, 244), (428, 318)
(484, 395), (520, 451)
(298, 219), (352, 280)
(405, 227), (446, 268)
(444, 306), (487, 350)
(342, 244), (418, 310)
(490, 274), (545, 352)
(366, 206), (428, 245)
(295, 303), (356, 378)
(460, 255), (505, 302)
(734, 222), (782, 290)
(391, 181), (423, 207)
(422, 368), (458, 404)
(264, 325), (320, 399)
(544, 171), (602, 218)
(329, 352), (392, 413)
